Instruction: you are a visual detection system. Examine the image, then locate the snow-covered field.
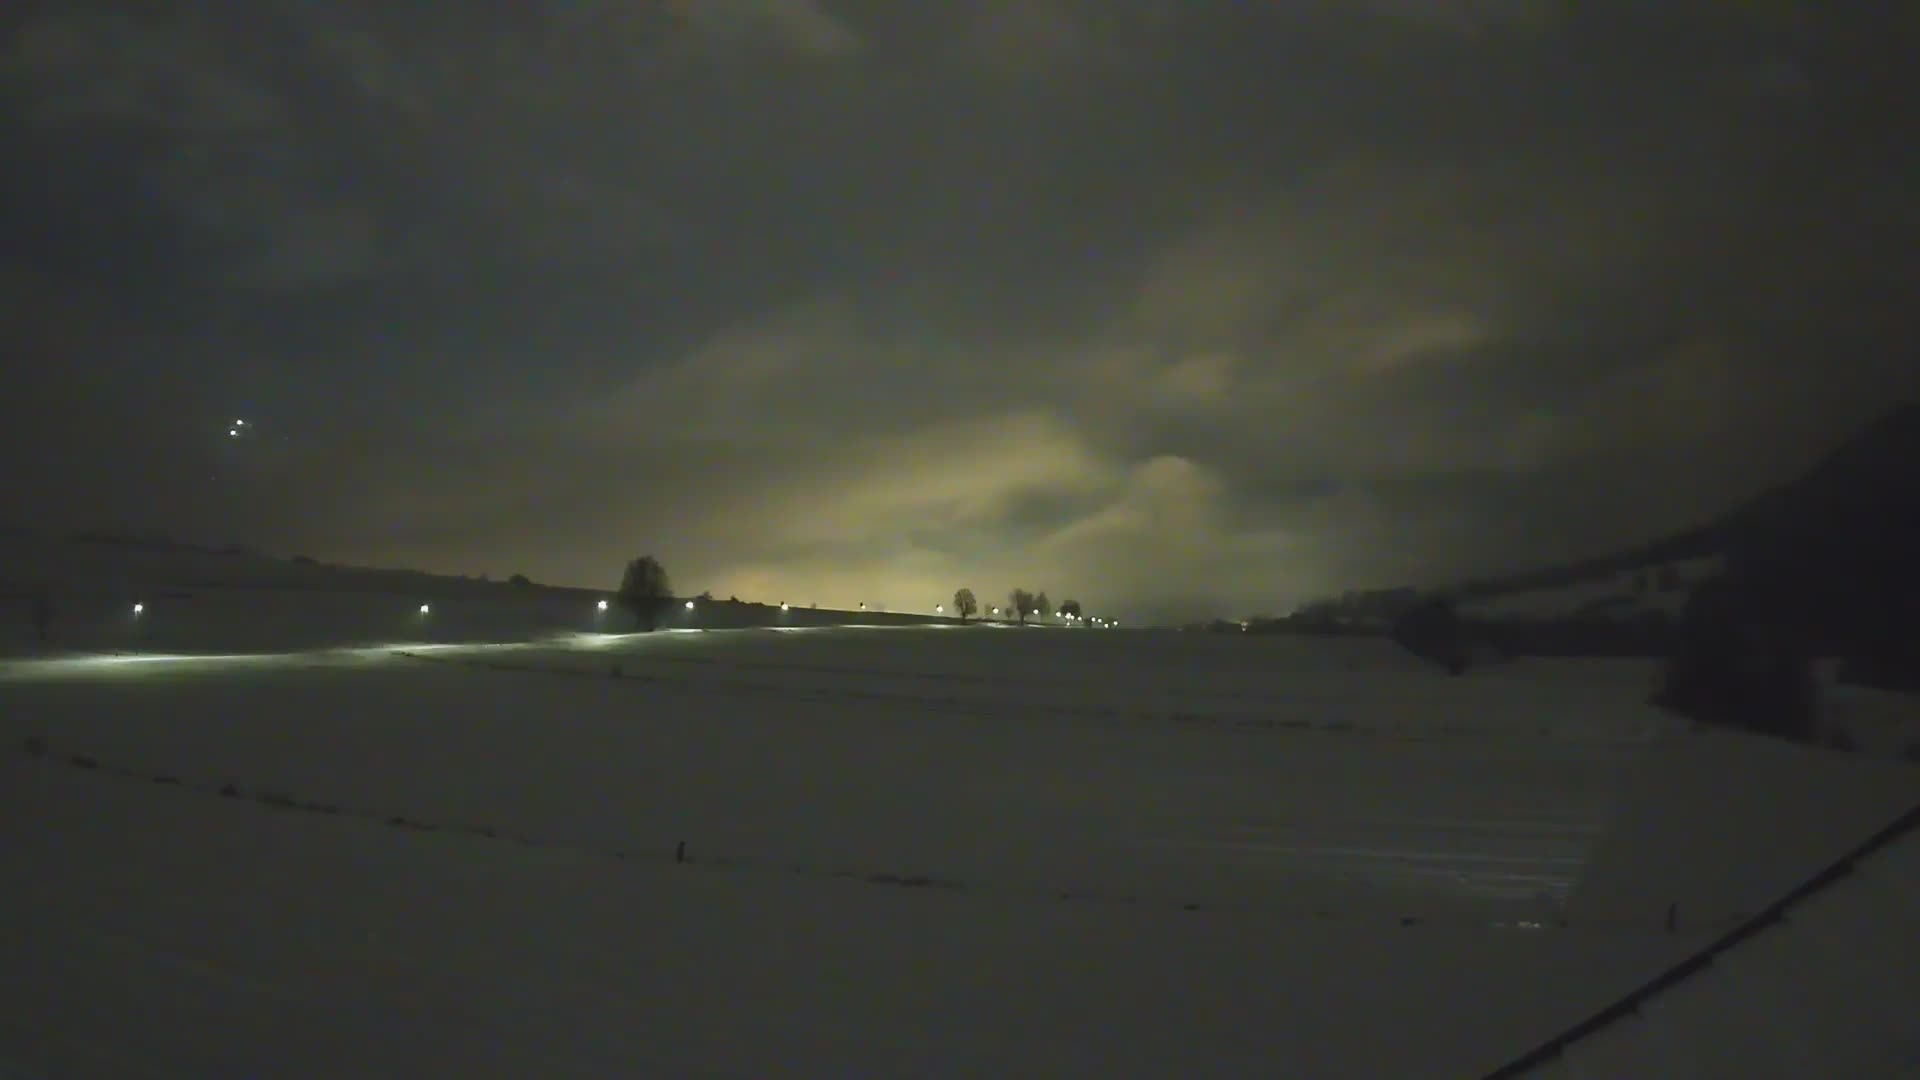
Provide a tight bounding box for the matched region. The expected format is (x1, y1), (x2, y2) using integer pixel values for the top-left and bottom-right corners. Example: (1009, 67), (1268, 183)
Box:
(1458, 557), (1724, 623)
(3, 614), (1916, 1076)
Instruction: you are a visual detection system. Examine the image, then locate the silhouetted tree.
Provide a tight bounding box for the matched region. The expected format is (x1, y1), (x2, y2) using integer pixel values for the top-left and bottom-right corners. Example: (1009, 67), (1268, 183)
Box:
(617, 556), (673, 632)
(1009, 588), (1035, 624)
(508, 573), (531, 587)
(1652, 575), (1818, 743)
(1060, 598), (1083, 620)
(1035, 591), (1052, 620)
(1391, 594), (1471, 675)
(953, 588), (978, 621)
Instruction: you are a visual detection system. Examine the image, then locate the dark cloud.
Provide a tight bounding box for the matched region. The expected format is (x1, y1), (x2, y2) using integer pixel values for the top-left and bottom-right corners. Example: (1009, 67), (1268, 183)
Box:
(4, 1), (1916, 621)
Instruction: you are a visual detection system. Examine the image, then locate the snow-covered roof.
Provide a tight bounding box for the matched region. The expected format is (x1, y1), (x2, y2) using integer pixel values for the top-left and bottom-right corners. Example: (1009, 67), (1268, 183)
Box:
(1489, 799), (1920, 1078)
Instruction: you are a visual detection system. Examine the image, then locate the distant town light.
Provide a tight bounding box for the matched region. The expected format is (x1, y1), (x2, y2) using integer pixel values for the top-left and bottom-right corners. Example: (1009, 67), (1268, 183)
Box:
(685, 600), (695, 610)
(132, 603), (144, 615)
(780, 602), (789, 610)
(596, 599), (609, 611)
(418, 603), (430, 614)
(935, 604), (944, 613)
(228, 429), (239, 438)
(235, 419), (247, 426)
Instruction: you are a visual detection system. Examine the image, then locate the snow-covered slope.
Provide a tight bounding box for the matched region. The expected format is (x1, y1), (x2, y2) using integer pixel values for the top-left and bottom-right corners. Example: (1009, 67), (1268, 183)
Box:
(5, 621), (1917, 1076)
(1460, 557), (1724, 623)
(1497, 742), (1920, 1078)
(0, 533), (953, 654)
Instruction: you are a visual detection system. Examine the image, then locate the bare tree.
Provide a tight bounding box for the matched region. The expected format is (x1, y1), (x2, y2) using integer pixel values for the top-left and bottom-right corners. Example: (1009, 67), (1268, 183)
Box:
(617, 555), (673, 631)
(1035, 591), (1052, 620)
(953, 587), (978, 621)
(1009, 588), (1035, 624)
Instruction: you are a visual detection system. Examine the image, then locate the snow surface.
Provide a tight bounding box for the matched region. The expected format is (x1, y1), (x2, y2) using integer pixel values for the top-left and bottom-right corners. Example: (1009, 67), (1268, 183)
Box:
(3, 574), (1917, 1076)
(1458, 557), (1723, 623)
(1508, 802), (1920, 1078)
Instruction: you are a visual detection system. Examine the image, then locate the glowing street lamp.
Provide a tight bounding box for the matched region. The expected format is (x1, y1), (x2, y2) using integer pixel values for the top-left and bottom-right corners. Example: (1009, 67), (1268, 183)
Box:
(596, 599), (609, 611)
(418, 603), (431, 615)
(780, 602), (789, 611)
(935, 604), (944, 613)
(131, 603), (144, 615)
(685, 600), (695, 610)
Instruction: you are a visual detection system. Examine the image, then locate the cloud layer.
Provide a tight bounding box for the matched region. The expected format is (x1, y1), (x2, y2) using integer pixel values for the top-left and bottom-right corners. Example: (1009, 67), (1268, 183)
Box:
(4, 2), (1916, 621)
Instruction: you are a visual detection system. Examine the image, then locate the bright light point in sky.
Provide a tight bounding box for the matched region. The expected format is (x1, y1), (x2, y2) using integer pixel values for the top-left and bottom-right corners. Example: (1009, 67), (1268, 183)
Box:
(935, 604), (943, 612)
(228, 429), (238, 437)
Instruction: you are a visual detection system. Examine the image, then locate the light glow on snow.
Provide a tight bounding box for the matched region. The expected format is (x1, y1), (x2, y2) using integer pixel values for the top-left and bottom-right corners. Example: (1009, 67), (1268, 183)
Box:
(7, 571), (1919, 1077)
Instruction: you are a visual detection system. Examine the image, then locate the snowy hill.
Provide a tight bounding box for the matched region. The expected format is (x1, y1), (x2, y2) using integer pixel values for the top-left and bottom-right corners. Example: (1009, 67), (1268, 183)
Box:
(5, 625), (1916, 1076)
(1441, 402), (1919, 633)
(0, 531), (955, 655)
(1459, 556), (1723, 624)
(3, 536), (1917, 1074)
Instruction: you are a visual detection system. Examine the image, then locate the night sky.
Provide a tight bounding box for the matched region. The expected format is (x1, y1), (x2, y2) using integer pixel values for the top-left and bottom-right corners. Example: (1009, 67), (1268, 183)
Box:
(3, 2), (1916, 623)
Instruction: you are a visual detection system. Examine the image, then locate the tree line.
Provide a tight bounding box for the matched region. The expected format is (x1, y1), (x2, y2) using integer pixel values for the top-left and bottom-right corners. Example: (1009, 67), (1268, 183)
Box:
(616, 556), (1092, 630)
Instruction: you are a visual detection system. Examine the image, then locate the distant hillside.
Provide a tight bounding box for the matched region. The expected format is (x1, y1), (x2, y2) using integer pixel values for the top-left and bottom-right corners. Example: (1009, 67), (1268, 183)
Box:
(0, 529), (599, 602)
(1712, 403), (1920, 661)
(1274, 403), (1920, 656)
(1458, 403), (1920, 605)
